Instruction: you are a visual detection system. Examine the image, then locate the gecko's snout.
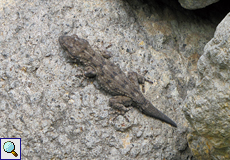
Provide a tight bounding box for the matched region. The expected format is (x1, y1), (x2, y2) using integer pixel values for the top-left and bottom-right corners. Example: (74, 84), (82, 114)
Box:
(58, 36), (67, 49)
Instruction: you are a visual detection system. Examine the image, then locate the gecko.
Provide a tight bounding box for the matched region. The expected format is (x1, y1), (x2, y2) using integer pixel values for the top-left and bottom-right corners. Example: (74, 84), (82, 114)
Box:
(59, 35), (177, 127)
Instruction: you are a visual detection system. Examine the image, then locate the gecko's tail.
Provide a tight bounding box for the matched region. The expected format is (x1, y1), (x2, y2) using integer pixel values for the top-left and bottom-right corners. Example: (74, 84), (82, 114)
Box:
(141, 101), (177, 127)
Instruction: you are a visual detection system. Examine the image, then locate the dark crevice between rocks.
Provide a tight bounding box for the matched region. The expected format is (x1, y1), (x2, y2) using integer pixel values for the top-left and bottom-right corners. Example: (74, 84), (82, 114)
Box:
(123, 0), (229, 101)
(139, 0), (229, 23)
(124, 0), (229, 50)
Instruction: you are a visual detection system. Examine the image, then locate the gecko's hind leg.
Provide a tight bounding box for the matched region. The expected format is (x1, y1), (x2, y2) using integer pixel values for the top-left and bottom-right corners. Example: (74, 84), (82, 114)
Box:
(109, 96), (133, 122)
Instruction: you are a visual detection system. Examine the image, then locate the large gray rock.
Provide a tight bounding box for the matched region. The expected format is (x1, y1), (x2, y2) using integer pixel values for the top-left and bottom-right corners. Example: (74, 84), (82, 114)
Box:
(183, 13), (230, 159)
(178, 0), (219, 9)
(0, 0), (226, 159)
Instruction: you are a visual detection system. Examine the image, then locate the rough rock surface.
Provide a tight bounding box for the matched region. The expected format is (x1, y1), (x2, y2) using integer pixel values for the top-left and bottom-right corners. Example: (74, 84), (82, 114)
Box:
(178, 0), (219, 9)
(0, 0), (227, 159)
(183, 13), (230, 160)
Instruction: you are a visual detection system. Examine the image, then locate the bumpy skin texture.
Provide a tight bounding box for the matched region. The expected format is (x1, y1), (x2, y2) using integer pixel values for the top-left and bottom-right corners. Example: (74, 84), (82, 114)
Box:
(59, 35), (177, 127)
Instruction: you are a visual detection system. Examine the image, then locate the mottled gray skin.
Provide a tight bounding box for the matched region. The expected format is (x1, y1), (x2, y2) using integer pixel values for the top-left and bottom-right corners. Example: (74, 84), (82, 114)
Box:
(59, 35), (177, 127)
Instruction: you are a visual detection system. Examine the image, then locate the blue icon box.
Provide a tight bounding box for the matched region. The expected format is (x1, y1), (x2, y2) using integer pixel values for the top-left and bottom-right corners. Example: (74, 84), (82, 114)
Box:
(0, 138), (21, 160)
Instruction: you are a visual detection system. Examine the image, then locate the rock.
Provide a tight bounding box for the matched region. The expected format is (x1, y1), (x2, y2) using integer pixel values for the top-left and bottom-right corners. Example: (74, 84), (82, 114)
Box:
(0, 0), (228, 159)
(184, 13), (230, 159)
(178, 0), (219, 9)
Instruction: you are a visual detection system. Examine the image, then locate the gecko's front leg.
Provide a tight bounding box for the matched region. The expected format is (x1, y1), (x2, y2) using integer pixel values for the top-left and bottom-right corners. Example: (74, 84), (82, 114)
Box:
(74, 66), (97, 85)
(84, 66), (97, 78)
(74, 66), (97, 78)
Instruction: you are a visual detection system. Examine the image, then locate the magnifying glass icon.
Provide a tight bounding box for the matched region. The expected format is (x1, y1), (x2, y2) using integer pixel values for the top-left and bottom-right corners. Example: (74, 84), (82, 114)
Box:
(3, 141), (18, 157)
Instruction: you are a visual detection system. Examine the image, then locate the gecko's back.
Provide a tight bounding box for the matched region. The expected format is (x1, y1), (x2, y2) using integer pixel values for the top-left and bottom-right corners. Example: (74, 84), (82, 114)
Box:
(59, 35), (144, 100)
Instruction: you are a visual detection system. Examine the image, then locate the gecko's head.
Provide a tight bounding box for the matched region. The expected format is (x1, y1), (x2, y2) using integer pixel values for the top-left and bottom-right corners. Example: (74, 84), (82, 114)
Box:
(59, 35), (89, 59)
